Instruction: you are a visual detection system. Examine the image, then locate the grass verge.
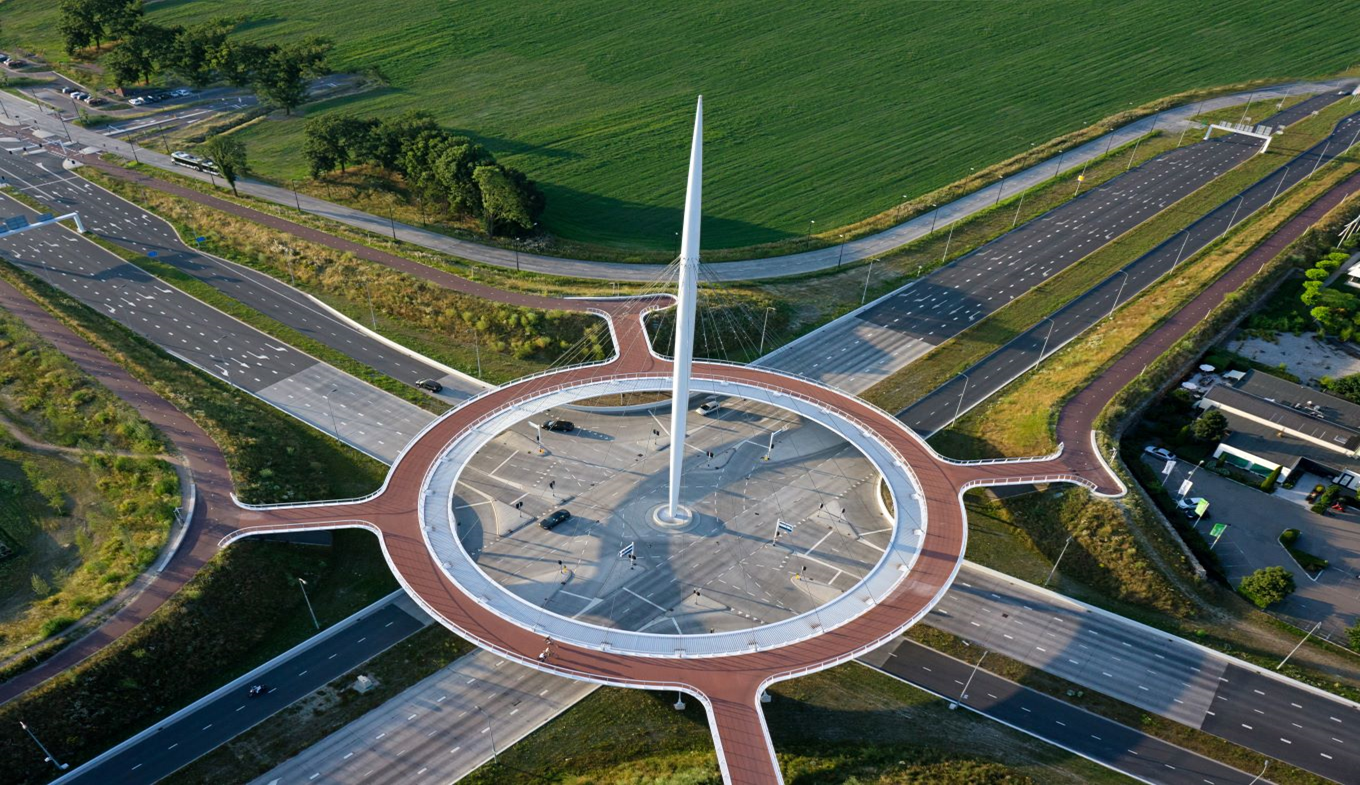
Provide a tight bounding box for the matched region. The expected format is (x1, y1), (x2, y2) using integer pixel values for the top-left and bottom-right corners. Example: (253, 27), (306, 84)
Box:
(863, 99), (1360, 415)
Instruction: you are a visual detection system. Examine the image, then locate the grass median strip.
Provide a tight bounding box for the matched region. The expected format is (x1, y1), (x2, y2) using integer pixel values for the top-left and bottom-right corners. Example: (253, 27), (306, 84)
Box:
(863, 98), (1360, 416)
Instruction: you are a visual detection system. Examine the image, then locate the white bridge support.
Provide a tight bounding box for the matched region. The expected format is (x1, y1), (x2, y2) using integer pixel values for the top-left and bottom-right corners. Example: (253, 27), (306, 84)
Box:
(663, 97), (704, 524)
(0, 210), (86, 236)
(1204, 121), (1277, 154)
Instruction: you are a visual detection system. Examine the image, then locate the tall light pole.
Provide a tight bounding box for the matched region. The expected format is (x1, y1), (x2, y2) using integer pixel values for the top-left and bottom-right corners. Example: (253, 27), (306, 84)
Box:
(19, 721), (68, 771)
(1172, 231), (1191, 270)
(662, 96), (703, 525)
(758, 306), (775, 356)
(1038, 317), (1056, 360)
(473, 705), (499, 763)
(1269, 166), (1291, 204)
(951, 373), (970, 426)
(993, 175), (1004, 206)
(1044, 536), (1072, 586)
(298, 577), (319, 630)
(941, 220), (956, 263)
(1221, 194), (1245, 239)
(1108, 269), (1129, 319)
(861, 259), (876, 305)
(929, 203), (940, 233)
(323, 387), (340, 438)
(1276, 621), (1321, 670)
(837, 233), (846, 267)
(1238, 91), (1257, 125)
(806, 218), (815, 244)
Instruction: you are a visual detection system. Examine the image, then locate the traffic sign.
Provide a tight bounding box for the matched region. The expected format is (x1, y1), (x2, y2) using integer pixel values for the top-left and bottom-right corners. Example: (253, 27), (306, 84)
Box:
(1195, 498), (1211, 516)
(1177, 479), (1193, 498)
(1208, 522), (1226, 538)
(1162, 460), (1175, 476)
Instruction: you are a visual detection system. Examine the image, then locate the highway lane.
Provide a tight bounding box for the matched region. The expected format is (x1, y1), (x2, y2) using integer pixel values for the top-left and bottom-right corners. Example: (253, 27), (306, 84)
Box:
(58, 600), (428, 785)
(902, 105), (1360, 435)
(7, 79), (1354, 282)
(247, 650), (596, 785)
(0, 149), (479, 401)
(865, 641), (1270, 785)
(765, 90), (1348, 393)
(0, 189), (434, 462)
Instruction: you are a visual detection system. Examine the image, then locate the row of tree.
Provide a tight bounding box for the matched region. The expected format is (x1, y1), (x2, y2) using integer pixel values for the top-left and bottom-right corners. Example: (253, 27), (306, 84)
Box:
(58, 1), (332, 114)
(303, 111), (545, 237)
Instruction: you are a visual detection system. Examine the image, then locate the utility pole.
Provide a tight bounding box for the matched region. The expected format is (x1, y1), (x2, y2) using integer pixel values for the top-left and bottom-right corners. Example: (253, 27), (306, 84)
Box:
(298, 577), (319, 630)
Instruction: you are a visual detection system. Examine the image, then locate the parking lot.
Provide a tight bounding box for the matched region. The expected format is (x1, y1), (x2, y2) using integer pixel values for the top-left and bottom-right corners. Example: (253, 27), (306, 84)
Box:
(1148, 453), (1360, 640)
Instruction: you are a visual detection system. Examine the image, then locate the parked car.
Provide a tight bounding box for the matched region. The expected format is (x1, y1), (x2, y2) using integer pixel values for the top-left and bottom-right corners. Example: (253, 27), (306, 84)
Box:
(1175, 496), (1210, 518)
(128, 96), (146, 106)
(539, 509), (571, 531)
(542, 419), (575, 432)
(170, 88), (192, 97)
(60, 86), (74, 94)
(415, 378), (443, 393)
(5, 60), (27, 69)
(1143, 445), (1176, 462)
(84, 96), (103, 106)
(696, 397), (720, 416)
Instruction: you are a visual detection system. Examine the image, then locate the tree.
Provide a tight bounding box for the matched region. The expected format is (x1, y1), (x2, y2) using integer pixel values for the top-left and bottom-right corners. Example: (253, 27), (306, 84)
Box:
(215, 40), (269, 88)
(102, 42), (148, 88)
(1349, 620), (1360, 651)
(1260, 466), (1281, 493)
(201, 134), (247, 196)
(169, 18), (232, 89)
(399, 128), (456, 207)
(369, 110), (439, 171)
(1190, 408), (1229, 442)
(58, 0), (100, 55)
(433, 138), (494, 214)
(253, 37), (333, 115)
(474, 164), (534, 237)
(1239, 566), (1296, 609)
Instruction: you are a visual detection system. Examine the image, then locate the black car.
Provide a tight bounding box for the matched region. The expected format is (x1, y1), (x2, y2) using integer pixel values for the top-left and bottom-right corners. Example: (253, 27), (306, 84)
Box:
(415, 378), (443, 393)
(542, 419), (575, 432)
(539, 509), (571, 530)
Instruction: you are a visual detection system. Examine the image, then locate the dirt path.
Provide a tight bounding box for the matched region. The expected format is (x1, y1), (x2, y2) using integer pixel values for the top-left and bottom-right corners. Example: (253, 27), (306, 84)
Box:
(0, 276), (240, 706)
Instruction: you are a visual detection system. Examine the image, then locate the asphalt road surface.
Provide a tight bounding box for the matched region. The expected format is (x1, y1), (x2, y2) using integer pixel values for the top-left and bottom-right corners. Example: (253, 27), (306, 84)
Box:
(0, 148), (475, 400)
(9, 80), (1354, 282)
(58, 600), (427, 785)
(766, 91), (1347, 394)
(0, 187), (434, 462)
(865, 640), (1270, 785)
(902, 104), (1360, 435)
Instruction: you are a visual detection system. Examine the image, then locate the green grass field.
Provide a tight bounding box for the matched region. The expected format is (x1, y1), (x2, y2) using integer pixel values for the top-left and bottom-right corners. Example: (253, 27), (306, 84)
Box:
(4, 2), (1358, 251)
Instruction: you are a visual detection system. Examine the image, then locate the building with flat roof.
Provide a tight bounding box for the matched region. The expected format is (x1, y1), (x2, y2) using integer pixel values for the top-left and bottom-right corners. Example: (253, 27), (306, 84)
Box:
(1198, 370), (1360, 488)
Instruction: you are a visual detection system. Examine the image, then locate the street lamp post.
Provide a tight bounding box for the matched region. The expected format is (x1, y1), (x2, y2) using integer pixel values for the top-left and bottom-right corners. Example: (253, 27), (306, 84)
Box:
(941, 221), (956, 263)
(1238, 91), (1257, 125)
(1221, 194), (1245, 238)
(290, 180), (303, 212)
(1039, 317), (1056, 359)
(1052, 147), (1067, 179)
(323, 387), (340, 438)
(298, 577), (319, 630)
(1044, 536), (1073, 586)
(1276, 621), (1322, 670)
(993, 176), (1004, 206)
(929, 204), (940, 233)
(473, 705), (499, 763)
(19, 721), (68, 771)
(1172, 231), (1191, 270)
(1108, 269), (1129, 319)
(758, 306), (775, 356)
(1269, 166), (1292, 204)
(959, 650), (988, 700)
(806, 218), (815, 244)
(837, 234), (846, 267)
(1310, 137), (1333, 178)
(951, 373), (970, 426)
(1126, 115), (1158, 171)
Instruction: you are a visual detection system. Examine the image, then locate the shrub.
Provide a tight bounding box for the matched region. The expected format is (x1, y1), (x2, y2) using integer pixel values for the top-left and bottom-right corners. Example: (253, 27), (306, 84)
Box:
(1239, 565), (1296, 609)
(1260, 466), (1280, 493)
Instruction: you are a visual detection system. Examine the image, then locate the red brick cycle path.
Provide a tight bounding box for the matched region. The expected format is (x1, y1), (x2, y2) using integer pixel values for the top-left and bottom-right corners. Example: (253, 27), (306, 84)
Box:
(0, 276), (239, 707)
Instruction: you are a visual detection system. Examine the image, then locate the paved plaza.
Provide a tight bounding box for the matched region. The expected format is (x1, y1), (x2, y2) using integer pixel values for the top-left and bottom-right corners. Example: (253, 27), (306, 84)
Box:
(453, 396), (890, 634)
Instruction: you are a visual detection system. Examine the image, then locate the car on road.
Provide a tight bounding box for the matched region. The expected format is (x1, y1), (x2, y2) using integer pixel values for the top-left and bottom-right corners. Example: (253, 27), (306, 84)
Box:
(542, 419), (575, 432)
(696, 397), (720, 415)
(415, 378), (443, 393)
(1143, 446), (1176, 462)
(539, 509), (571, 530)
(170, 88), (193, 98)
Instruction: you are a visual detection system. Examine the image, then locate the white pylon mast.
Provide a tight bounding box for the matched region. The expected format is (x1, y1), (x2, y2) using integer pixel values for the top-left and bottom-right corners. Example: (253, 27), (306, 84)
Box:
(664, 96), (703, 523)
